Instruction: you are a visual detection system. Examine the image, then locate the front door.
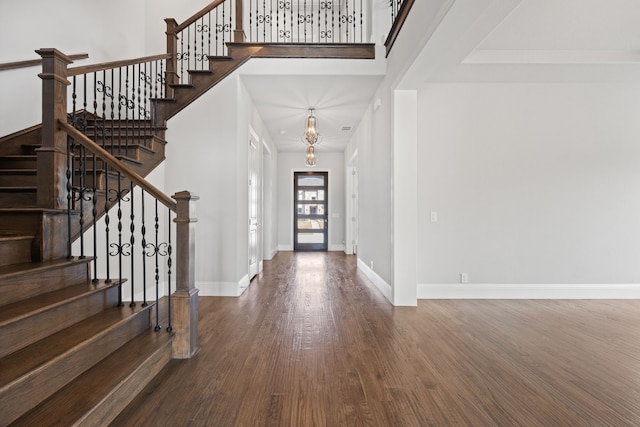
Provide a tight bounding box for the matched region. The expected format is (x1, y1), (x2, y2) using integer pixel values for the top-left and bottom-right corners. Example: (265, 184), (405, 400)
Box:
(294, 172), (328, 251)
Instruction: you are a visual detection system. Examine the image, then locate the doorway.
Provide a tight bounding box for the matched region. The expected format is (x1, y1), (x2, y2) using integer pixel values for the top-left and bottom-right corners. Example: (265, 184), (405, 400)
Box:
(294, 171), (328, 251)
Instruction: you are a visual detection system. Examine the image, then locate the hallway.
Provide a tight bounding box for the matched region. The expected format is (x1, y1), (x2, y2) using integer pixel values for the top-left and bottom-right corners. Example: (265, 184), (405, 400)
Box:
(114, 252), (640, 426)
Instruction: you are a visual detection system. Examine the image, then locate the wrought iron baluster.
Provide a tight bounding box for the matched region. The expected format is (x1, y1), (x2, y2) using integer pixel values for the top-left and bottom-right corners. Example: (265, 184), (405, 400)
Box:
(153, 200), (161, 330)
(215, 7), (220, 56)
(360, 0), (363, 42)
(208, 11), (212, 58)
(143, 62), (149, 139)
(129, 181), (136, 307)
(105, 70), (113, 283)
(113, 173), (124, 307)
(110, 69), (115, 153)
(167, 207), (173, 332)
(136, 63), (142, 143)
(66, 135), (73, 259)
(338, 0), (342, 42)
(91, 72), (98, 280)
(332, 0), (335, 42)
(224, 2), (233, 55)
(124, 66), (130, 158)
(117, 69), (123, 158)
(249, 0), (253, 41)
(141, 190), (148, 307)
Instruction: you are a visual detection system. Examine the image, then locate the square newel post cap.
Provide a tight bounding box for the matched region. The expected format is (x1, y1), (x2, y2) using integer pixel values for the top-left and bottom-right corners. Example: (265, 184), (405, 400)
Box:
(172, 191), (199, 223)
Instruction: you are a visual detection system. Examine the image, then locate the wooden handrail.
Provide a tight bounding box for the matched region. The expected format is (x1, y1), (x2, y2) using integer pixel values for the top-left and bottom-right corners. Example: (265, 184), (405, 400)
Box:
(0, 53), (88, 72)
(175, 0), (227, 32)
(58, 120), (177, 212)
(68, 53), (171, 76)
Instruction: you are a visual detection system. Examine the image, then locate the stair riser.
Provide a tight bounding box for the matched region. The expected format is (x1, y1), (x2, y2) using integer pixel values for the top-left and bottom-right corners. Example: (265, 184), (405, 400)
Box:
(0, 174), (36, 187)
(0, 308), (151, 426)
(0, 286), (119, 359)
(0, 126), (41, 156)
(78, 337), (172, 426)
(0, 261), (90, 307)
(0, 191), (37, 208)
(0, 238), (32, 268)
(0, 158), (36, 169)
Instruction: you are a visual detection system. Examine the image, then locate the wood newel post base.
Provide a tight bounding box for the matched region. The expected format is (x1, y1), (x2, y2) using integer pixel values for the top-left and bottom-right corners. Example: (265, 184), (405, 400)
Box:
(36, 48), (72, 210)
(172, 190), (199, 359)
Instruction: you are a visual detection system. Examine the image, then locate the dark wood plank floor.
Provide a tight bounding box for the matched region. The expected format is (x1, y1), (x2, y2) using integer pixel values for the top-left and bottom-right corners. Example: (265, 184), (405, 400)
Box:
(112, 252), (640, 426)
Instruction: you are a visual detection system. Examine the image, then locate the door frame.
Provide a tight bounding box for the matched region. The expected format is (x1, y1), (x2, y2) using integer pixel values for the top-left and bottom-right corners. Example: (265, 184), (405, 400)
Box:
(293, 171), (328, 251)
(289, 167), (332, 251)
(248, 127), (262, 280)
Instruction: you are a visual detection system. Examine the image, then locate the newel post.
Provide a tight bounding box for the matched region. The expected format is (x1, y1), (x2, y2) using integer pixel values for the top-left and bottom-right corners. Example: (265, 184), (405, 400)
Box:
(234, 0), (245, 42)
(165, 18), (179, 97)
(36, 48), (72, 210)
(171, 190), (200, 359)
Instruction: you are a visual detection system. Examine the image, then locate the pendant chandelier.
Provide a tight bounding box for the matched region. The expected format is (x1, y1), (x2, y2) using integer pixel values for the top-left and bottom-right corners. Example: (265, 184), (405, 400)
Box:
(306, 145), (316, 167)
(302, 108), (320, 167)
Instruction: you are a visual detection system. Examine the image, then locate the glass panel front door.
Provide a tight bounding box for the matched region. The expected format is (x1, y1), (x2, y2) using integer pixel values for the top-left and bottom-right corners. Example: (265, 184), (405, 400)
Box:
(294, 172), (328, 251)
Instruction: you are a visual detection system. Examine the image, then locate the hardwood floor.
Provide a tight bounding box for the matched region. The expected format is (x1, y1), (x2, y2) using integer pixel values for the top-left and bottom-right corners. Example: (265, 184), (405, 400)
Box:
(113, 252), (640, 426)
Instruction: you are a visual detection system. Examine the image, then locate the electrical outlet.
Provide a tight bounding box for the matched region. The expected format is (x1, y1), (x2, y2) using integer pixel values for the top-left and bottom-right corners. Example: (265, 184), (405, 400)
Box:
(460, 273), (468, 284)
(370, 260), (374, 270)
(430, 211), (438, 222)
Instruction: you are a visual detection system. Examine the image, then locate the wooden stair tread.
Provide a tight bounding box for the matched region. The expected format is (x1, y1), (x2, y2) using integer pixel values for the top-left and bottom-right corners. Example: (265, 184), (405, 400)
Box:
(0, 303), (152, 388)
(11, 328), (173, 427)
(0, 169), (36, 174)
(206, 55), (233, 61)
(0, 155), (35, 159)
(0, 279), (121, 326)
(0, 234), (34, 242)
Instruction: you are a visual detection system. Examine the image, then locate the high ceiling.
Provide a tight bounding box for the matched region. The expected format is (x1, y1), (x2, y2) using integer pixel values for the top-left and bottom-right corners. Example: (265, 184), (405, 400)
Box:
(241, 74), (383, 153)
(238, 0), (640, 153)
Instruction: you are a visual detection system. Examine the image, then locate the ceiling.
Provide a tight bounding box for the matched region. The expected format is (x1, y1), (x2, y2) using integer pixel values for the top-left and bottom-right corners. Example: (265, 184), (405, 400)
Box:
(239, 0), (640, 153)
(241, 74), (383, 153)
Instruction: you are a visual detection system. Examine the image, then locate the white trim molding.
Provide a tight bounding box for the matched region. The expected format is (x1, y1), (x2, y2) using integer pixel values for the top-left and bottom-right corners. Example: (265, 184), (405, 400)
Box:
(198, 275), (250, 297)
(358, 258), (393, 302)
(418, 283), (640, 299)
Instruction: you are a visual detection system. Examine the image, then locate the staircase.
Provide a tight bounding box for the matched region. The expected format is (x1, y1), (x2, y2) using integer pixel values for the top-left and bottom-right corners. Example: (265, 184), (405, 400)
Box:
(0, 0), (374, 423)
(0, 119), (173, 426)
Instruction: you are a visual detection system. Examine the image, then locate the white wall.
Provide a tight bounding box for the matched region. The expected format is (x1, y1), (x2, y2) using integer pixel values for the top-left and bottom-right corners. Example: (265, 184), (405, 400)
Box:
(276, 152), (346, 252)
(417, 83), (640, 294)
(163, 74), (241, 294)
(0, 0), (147, 135)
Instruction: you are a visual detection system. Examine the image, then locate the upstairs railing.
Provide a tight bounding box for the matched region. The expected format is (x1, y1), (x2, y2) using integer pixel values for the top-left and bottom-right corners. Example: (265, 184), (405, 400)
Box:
(37, 49), (198, 359)
(165, 0), (369, 85)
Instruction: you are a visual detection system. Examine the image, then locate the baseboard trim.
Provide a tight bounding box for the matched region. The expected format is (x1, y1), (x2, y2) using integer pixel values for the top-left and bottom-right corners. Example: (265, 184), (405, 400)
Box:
(418, 283), (640, 299)
(264, 247), (278, 260)
(357, 258), (393, 302)
(278, 244), (293, 251)
(329, 244), (345, 251)
(197, 277), (249, 297)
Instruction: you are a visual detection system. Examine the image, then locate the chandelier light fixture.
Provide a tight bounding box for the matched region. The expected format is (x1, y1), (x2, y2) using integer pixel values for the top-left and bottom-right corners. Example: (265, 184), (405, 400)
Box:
(303, 108), (320, 145)
(302, 108), (320, 167)
(306, 145), (317, 167)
